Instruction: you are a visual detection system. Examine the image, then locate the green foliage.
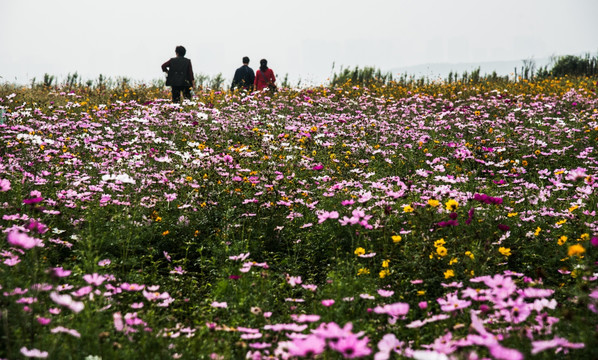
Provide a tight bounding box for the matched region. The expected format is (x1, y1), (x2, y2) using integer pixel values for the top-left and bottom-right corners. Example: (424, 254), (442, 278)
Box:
(549, 54), (598, 77)
(330, 66), (394, 87)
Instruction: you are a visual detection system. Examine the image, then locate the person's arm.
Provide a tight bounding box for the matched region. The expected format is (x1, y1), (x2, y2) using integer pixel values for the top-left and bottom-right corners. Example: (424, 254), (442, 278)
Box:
(248, 69), (255, 88)
(188, 60), (195, 89)
(161, 59), (171, 73)
(231, 68), (240, 90)
(269, 69), (276, 84)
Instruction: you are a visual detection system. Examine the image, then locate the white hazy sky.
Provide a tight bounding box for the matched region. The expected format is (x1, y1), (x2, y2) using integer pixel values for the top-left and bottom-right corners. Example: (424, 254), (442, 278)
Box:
(1, 0), (597, 86)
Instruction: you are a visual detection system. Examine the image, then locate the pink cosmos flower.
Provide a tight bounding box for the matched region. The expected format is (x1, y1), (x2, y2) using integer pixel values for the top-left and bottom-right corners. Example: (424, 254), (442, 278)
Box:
(50, 267), (71, 278)
(317, 210), (340, 223)
(4, 257), (20, 266)
(143, 290), (171, 302)
(131, 302), (144, 309)
(211, 301), (228, 308)
(488, 344), (523, 360)
(170, 266), (186, 275)
(98, 259), (111, 267)
(7, 230), (41, 249)
(321, 299), (335, 306)
(302, 284), (318, 292)
(437, 292), (472, 312)
(375, 333), (404, 360)
(48, 308), (61, 315)
(377, 289), (395, 297)
(0, 178), (11, 192)
(531, 337), (585, 355)
(113, 312), (124, 331)
(264, 323), (308, 332)
(290, 314), (321, 323)
(20, 347), (48, 358)
(71, 286), (93, 297)
(36, 317), (51, 325)
(374, 302), (409, 324)
(26, 221), (48, 234)
(51, 326), (81, 338)
(312, 322), (363, 340)
(483, 274), (517, 300)
(83, 273), (106, 286)
(329, 333), (372, 358)
(120, 283), (145, 291)
(228, 252), (250, 261)
(49, 292), (84, 313)
(124, 312), (147, 326)
(287, 275), (302, 287)
(565, 167), (587, 181)
(288, 334), (326, 357)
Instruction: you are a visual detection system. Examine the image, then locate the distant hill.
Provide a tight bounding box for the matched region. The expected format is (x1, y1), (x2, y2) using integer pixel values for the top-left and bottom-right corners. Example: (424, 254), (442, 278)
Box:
(388, 57), (555, 81)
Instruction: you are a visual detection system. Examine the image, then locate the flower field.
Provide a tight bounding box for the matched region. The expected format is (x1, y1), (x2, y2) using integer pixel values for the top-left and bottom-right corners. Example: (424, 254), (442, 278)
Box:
(1, 78), (598, 359)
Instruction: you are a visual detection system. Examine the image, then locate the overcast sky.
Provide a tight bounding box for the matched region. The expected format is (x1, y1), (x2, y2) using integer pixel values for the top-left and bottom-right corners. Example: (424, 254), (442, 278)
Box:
(1, 0), (597, 86)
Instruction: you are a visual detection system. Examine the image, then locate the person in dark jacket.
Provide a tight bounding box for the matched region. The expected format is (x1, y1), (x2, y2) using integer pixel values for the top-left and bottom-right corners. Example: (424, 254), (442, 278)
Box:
(231, 56), (255, 92)
(161, 46), (195, 102)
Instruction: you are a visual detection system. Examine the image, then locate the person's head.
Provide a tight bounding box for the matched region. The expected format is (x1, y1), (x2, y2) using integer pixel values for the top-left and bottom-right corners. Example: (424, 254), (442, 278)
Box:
(242, 56), (250, 65)
(260, 59), (268, 71)
(175, 46), (186, 57)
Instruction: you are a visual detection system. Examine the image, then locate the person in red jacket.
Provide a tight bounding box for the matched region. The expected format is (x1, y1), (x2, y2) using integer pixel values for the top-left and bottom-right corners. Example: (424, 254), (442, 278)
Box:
(161, 46), (195, 102)
(254, 59), (276, 92)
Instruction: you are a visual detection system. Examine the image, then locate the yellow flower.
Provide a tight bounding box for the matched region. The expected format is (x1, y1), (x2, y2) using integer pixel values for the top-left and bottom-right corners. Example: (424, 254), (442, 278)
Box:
(379, 269), (390, 279)
(434, 238), (446, 248)
(354, 247), (366, 256)
(558, 236), (568, 246)
(449, 257), (458, 265)
(162, 230), (170, 236)
(357, 268), (370, 275)
(403, 205), (414, 213)
(445, 199), (459, 212)
(382, 259), (390, 268)
(568, 205), (579, 213)
(436, 246), (448, 257)
(580, 233), (590, 241)
(534, 227), (541, 236)
(567, 244), (585, 257)
(498, 247), (512, 257)
(444, 269), (455, 279)
(465, 251), (475, 260)
(428, 199), (440, 207)
(556, 219), (567, 225)
(155, 216), (162, 222)
(417, 290), (426, 296)
(507, 212), (519, 217)
(392, 235), (402, 243)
